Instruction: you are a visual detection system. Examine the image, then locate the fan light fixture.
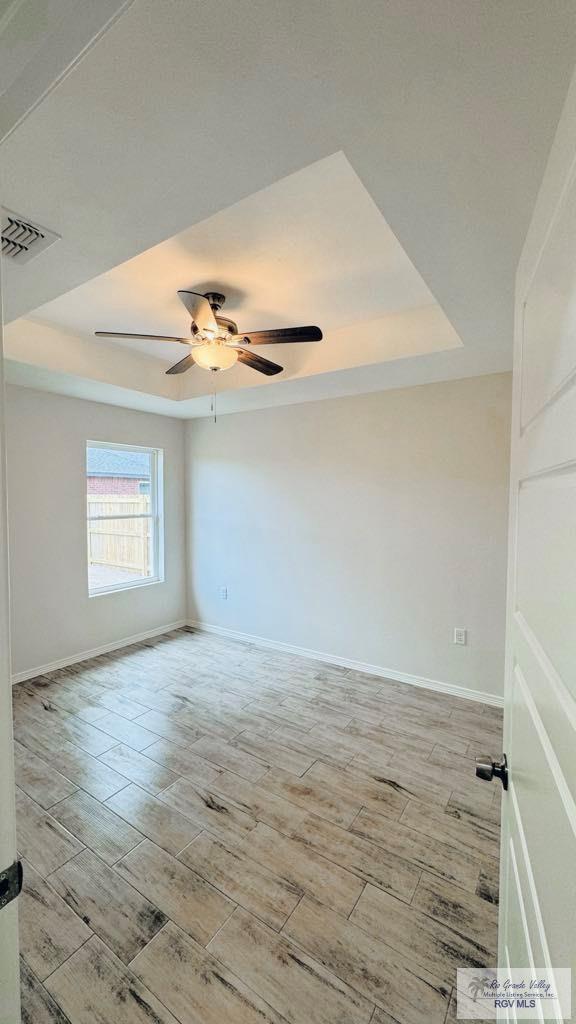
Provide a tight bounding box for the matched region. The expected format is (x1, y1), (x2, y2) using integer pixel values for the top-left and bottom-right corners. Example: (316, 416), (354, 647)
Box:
(192, 341), (238, 371)
(95, 290), (322, 377)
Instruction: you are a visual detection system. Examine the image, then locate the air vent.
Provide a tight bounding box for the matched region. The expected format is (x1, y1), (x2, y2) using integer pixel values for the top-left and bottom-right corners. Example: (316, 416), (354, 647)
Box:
(1, 208), (60, 264)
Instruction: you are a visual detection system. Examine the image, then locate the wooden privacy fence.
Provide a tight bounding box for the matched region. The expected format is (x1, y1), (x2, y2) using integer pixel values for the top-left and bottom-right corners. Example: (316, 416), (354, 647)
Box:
(87, 495), (151, 574)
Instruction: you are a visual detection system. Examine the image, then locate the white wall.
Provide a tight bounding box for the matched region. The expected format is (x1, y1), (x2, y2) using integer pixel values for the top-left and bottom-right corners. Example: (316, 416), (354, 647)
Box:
(186, 373), (511, 699)
(5, 385), (187, 678)
(5, 373), (511, 699)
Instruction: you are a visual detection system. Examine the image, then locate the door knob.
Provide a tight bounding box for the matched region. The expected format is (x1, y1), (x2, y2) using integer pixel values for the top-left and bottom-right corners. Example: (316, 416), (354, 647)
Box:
(475, 753), (508, 790)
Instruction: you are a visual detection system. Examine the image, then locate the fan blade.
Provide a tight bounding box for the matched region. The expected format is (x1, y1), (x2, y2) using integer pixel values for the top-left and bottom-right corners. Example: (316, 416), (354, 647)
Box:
(236, 349), (283, 376)
(177, 290), (218, 334)
(236, 325), (322, 345)
(165, 353), (196, 375)
(95, 331), (189, 343)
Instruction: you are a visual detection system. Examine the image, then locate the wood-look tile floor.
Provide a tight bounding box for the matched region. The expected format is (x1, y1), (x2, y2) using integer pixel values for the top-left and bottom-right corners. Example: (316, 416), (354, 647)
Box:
(13, 628), (502, 1024)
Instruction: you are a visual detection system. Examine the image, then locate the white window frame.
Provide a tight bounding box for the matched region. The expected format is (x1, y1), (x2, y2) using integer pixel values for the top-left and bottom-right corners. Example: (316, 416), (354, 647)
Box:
(86, 441), (165, 597)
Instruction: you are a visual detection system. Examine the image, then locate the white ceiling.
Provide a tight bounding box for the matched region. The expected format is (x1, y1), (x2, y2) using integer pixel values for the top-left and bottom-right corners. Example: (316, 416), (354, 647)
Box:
(2, 0), (576, 417)
(33, 152), (442, 345)
(20, 153), (460, 390)
(0, 0), (134, 142)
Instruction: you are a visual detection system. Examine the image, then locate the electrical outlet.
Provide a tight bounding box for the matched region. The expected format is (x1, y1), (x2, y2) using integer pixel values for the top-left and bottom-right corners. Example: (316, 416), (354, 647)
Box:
(453, 627), (467, 646)
(220, 586), (228, 601)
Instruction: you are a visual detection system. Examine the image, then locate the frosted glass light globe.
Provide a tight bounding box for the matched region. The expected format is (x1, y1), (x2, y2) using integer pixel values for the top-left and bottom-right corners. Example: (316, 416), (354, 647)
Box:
(192, 342), (238, 371)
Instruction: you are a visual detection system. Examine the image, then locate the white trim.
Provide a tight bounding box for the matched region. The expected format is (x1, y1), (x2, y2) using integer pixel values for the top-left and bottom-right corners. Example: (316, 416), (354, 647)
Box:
(87, 514), (154, 521)
(11, 620), (187, 684)
(86, 439), (160, 455)
(10, 611), (505, 707)
(514, 610), (576, 734)
(514, 664), (576, 841)
(88, 575), (164, 598)
(508, 836), (537, 972)
(187, 619), (504, 707)
(508, 780), (555, 978)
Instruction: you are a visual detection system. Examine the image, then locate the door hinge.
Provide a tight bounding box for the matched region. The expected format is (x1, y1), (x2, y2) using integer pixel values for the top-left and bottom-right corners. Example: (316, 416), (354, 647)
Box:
(0, 860), (23, 910)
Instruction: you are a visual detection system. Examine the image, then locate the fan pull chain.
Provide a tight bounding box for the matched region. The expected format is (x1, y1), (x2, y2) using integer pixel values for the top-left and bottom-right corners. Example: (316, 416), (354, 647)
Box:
(211, 368), (218, 422)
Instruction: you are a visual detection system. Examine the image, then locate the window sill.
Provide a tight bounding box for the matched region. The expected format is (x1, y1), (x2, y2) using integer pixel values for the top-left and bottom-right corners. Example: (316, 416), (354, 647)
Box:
(88, 576), (164, 599)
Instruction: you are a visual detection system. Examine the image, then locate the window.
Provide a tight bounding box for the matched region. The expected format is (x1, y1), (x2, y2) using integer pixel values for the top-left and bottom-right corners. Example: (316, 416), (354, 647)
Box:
(86, 442), (164, 596)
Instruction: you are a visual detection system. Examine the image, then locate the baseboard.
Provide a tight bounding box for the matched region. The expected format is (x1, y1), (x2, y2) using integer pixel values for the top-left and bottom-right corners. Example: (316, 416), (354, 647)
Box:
(187, 618), (504, 708)
(11, 615), (504, 708)
(11, 620), (188, 684)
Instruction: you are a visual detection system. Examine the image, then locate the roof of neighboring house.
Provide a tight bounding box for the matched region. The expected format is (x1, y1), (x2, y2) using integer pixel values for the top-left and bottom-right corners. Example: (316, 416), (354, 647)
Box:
(86, 447), (150, 479)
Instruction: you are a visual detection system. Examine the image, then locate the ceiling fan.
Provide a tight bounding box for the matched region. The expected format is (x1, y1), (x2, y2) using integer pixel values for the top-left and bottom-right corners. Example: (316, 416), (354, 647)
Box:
(95, 290), (322, 376)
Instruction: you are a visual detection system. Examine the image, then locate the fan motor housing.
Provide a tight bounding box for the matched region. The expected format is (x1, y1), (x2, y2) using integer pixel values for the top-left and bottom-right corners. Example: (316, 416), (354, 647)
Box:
(215, 316), (238, 336)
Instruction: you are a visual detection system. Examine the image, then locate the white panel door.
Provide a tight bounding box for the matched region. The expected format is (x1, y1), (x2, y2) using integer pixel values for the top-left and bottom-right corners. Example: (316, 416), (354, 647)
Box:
(500, 66), (576, 1019)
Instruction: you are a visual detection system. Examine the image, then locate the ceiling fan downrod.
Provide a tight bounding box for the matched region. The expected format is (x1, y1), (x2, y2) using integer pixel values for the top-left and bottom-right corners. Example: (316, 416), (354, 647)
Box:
(204, 292), (226, 313)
